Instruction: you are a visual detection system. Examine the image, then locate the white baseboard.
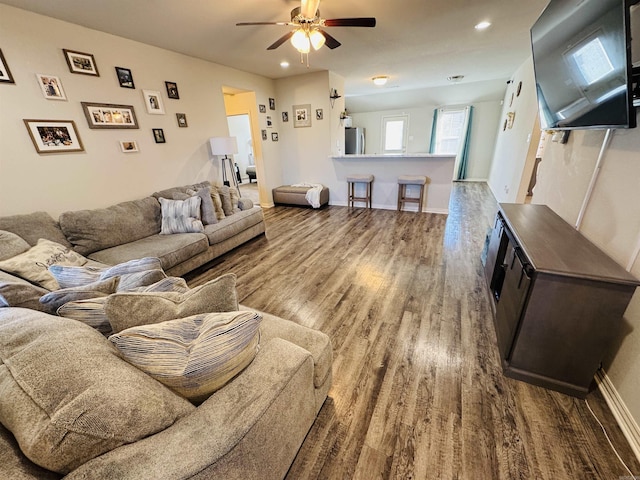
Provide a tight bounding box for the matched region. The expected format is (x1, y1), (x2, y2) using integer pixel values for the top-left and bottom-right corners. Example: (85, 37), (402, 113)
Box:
(328, 201), (448, 215)
(596, 369), (640, 462)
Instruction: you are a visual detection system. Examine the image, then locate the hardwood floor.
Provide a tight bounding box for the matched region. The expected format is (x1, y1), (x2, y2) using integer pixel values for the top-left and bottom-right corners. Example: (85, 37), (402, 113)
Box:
(185, 183), (640, 479)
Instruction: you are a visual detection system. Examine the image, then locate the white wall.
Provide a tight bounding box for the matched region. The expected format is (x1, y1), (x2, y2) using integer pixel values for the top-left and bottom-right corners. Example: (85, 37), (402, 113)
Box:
(487, 57), (540, 202)
(349, 101), (502, 181)
(0, 4), (280, 217)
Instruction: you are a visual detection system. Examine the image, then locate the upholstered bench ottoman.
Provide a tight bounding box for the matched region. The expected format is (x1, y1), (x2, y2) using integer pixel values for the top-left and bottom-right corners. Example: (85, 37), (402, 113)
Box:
(272, 185), (330, 208)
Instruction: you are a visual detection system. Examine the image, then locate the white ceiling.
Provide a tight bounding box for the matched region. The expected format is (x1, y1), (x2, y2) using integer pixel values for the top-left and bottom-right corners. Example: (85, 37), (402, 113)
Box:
(1, 0), (551, 108)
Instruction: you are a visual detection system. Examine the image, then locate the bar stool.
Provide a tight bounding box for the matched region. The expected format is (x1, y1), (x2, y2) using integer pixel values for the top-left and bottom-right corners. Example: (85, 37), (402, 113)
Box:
(347, 174), (374, 208)
(397, 175), (427, 212)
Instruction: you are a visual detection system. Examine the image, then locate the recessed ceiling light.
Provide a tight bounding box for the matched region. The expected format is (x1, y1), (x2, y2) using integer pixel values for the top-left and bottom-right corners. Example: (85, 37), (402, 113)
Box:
(280, 61), (290, 68)
(475, 21), (491, 30)
(372, 76), (388, 86)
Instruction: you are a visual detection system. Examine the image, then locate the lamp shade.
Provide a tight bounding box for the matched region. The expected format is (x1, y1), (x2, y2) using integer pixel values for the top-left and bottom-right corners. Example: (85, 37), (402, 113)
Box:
(209, 136), (238, 156)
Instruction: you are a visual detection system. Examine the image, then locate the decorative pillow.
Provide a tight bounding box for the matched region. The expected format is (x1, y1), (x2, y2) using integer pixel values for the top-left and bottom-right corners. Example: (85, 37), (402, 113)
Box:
(238, 198), (254, 211)
(105, 273), (238, 333)
(215, 185), (234, 216)
(116, 269), (167, 291)
(210, 189), (226, 220)
(39, 277), (119, 312)
(49, 257), (163, 289)
(0, 309), (194, 474)
(0, 239), (88, 290)
(185, 187), (218, 225)
(0, 230), (30, 261)
(158, 197), (204, 234)
(58, 276), (190, 336)
(0, 271), (50, 312)
(229, 187), (242, 214)
(109, 311), (262, 403)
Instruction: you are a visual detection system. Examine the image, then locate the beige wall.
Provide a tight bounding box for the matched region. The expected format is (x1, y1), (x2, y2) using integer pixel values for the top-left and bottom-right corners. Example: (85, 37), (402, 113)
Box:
(0, 4), (277, 217)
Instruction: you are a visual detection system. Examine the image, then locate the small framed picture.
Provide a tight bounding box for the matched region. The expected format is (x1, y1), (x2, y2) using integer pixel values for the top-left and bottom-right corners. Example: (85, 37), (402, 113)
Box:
(271, 132), (279, 142)
(282, 112), (289, 122)
(269, 98), (275, 110)
(23, 119), (84, 154)
(152, 128), (166, 143)
(176, 113), (188, 127)
(0, 49), (15, 84)
(142, 90), (165, 114)
(259, 104), (266, 113)
(261, 129), (267, 140)
(266, 116), (273, 128)
(119, 140), (139, 153)
(293, 104), (311, 128)
(81, 102), (138, 129)
(316, 108), (323, 120)
(115, 66), (135, 88)
(165, 81), (179, 99)
(35, 74), (66, 100)
(63, 49), (99, 76)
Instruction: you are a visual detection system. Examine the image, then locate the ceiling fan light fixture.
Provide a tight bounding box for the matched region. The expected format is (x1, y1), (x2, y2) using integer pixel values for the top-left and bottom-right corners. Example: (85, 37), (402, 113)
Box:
(309, 29), (326, 50)
(291, 29), (310, 53)
(372, 76), (388, 86)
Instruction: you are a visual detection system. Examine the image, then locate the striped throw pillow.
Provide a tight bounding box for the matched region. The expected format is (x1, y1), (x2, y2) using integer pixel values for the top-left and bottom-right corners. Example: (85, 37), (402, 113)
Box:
(159, 197), (204, 234)
(109, 311), (262, 403)
(49, 257), (163, 289)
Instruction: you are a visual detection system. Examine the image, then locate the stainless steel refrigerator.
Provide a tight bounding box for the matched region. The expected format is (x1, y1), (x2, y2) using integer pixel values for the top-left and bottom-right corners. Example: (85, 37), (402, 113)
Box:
(345, 127), (365, 154)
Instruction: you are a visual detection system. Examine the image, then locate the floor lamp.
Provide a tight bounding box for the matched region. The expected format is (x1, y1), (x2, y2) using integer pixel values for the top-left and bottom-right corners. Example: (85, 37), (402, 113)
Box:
(209, 136), (241, 196)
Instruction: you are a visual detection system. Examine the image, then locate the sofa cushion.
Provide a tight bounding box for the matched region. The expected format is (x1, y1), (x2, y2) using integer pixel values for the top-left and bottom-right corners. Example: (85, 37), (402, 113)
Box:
(0, 231), (30, 261)
(215, 185), (234, 216)
(110, 311), (262, 403)
(238, 197), (254, 211)
(0, 239), (88, 291)
(184, 187), (218, 225)
(59, 277), (191, 336)
(159, 197), (204, 234)
(87, 233), (208, 271)
(229, 187), (242, 214)
(0, 211), (72, 248)
(105, 273), (238, 333)
(0, 270), (50, 312)
(49, 257), (163, 289)
(210, 188), (226, 221)
(0, 308), (194, 474)
(59, 197), (161, 256)
(204, 207), (265, 245)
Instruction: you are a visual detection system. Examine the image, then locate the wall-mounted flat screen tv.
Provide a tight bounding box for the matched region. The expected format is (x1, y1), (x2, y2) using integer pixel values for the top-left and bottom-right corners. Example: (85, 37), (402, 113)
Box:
(531, 0), (637, 130)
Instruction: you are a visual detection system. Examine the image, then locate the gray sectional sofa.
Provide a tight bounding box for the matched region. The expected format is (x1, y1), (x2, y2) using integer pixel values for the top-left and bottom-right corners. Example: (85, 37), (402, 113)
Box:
(0, 182), (333, 479)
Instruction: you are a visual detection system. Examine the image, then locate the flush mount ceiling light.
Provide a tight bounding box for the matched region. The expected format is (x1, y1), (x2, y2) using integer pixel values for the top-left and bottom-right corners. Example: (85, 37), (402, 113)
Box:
(447, 75), (465, 83)
(475, 21), (492, 30)
(372, 76), (388, 86)
(280, 61), (290, 68)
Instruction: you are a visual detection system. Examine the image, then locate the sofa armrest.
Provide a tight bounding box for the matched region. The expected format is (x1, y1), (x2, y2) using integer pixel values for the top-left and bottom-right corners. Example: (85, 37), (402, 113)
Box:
(65, 338), (317, 480)
(237, 198), (254, 210)
(0, 423), (61, 480)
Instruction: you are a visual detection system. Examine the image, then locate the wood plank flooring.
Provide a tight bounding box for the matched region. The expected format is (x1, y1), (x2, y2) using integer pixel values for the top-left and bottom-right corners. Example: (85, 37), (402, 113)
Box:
(185, 183), (640, 479)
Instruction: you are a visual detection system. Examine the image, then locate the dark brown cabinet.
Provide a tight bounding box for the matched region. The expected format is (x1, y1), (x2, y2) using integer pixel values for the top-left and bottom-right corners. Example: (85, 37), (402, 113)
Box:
(483, 204), (639, 398)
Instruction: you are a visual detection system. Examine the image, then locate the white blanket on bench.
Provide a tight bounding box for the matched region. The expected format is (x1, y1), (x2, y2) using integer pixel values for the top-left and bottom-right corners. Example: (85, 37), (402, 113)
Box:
(291, 183), (324, 209)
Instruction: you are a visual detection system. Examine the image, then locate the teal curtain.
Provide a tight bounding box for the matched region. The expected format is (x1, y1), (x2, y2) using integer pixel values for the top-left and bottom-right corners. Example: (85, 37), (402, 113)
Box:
(456, 106), (474, 180)
(428, 108), (439, 153)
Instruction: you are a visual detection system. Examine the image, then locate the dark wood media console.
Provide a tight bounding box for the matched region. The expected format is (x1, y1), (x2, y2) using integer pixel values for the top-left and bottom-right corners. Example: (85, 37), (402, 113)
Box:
(483, 203), (640, 398)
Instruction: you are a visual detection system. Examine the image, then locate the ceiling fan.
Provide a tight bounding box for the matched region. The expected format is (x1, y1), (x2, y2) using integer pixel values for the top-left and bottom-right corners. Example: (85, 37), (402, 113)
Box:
(236, 0), (376, 63)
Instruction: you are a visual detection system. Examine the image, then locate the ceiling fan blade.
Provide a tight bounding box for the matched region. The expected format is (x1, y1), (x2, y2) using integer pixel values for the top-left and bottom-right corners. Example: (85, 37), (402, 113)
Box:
(318, 29), (341, 49)
(267, 32), (294, 50)
(324, 18), (377, 27)
(236, 21), (291, 26)
(301, 0), (320, 18)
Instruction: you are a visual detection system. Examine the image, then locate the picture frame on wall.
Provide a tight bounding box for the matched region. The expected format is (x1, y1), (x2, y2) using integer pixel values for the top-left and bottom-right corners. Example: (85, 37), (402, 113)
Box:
(81, 102), (139, 129)
(63, 49), (99, 76)
(0, 49), (15, 84)
(293, 104), (311, 128)
(153, 128), (166, 143)
(23, 119), (84, 154)
(261, 129), (267, 140)
(35, 74), (66, 100)
(282, 112), (289, 122)
(143, 90), (165, 114)
(176, 113), (188, 127)
(115, 66), (135, 88)
(165, 81), (179, 99)
(315, 108), (323, 120)
(119, 140), (139, 153)
(269, 98), (275, 110)
(266, 116), (272, 128)
(259, 104), (266, 113)
(271, 132), (279, 142)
